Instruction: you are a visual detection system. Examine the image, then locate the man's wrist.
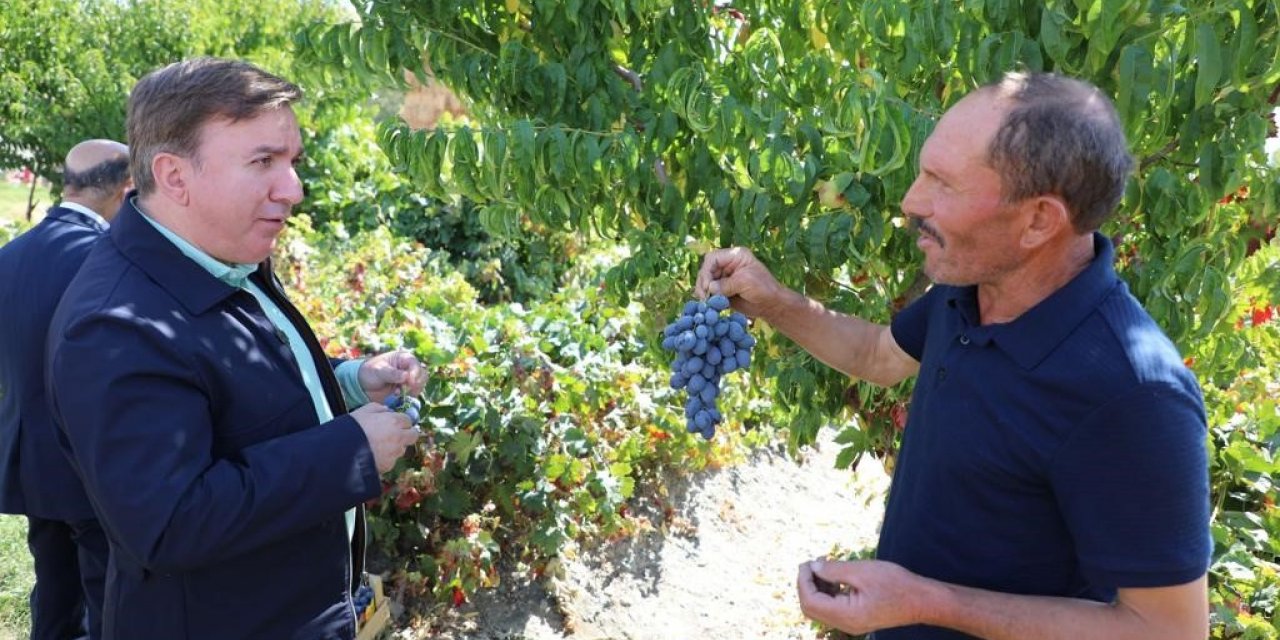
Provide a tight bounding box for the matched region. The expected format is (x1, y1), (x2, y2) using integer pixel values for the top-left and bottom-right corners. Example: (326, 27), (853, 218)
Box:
(912, 574), (959, 629)
(757, 287), (807, 326)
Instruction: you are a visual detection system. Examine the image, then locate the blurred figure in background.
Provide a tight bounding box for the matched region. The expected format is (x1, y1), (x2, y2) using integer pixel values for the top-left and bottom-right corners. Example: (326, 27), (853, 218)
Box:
(0, 138), (131, 639)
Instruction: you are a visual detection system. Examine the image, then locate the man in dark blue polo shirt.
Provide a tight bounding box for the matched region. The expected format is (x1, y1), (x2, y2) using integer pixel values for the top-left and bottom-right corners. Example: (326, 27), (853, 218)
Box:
(695, 72), (1210, 639)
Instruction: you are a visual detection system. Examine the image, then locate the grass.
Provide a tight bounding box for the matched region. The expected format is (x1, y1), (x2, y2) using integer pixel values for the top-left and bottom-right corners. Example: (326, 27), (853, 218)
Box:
(0, 180), (45, 224)
(0, 515), (32, 639)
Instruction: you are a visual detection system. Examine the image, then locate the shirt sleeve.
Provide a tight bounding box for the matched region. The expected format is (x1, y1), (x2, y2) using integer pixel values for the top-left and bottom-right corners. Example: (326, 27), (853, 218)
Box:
(335, 358), (371, 407)
(889, 286), (943, 361)
(1049, 381), (1212, 588)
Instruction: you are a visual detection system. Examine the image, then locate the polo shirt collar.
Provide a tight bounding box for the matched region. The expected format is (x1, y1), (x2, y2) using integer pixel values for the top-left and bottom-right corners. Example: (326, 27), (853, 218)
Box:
(945, 232), (1120, 370)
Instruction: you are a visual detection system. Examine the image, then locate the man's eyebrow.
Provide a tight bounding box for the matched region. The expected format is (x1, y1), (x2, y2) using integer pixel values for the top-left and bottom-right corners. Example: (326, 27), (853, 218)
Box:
(249, 144), (305, 161)
(251, 144), (289, 155)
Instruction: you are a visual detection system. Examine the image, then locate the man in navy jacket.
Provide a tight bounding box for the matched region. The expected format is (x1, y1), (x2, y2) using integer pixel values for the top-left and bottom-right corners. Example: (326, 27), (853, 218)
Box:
(45, 58), (424, 639)
(0, 139), (130, 640)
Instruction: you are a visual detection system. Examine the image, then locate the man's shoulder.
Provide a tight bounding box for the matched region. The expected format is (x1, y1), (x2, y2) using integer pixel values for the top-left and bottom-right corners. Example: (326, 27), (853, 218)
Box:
(56, 241), (158, 324)
(1, 208), (103, 249)
(1088, 284), (1197, 390)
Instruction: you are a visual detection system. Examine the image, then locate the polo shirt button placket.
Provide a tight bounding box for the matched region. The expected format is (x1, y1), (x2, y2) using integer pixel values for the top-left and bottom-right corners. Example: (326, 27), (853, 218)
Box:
(958, 334), (971, 345)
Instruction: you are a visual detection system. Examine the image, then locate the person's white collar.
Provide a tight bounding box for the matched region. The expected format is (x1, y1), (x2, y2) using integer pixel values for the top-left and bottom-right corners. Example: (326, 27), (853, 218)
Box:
(58, 201), (109, 228)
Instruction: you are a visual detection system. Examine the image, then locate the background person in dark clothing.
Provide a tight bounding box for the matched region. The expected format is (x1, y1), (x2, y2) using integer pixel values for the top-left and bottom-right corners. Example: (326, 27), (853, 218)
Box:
(0, 138), (131, 640)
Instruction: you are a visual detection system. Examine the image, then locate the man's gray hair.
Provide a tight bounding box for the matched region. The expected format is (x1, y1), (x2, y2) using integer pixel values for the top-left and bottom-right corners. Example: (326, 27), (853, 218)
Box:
(985, 72), (1134, 232)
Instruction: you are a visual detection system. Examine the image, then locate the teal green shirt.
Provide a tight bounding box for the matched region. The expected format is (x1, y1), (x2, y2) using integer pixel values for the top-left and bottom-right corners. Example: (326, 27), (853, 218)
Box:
(135, 202), (365, 539)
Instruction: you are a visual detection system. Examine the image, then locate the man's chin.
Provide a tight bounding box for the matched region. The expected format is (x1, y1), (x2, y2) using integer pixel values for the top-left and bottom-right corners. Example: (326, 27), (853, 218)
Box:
(922, 262), (966, 287)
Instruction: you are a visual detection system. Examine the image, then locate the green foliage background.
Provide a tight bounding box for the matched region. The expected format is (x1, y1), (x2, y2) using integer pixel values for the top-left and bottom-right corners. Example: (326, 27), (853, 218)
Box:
(0, 0), (327, 195)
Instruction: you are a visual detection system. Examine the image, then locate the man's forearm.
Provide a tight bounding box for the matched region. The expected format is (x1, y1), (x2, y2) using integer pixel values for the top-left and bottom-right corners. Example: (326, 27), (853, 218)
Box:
(924, 577), (1208, 640)
(757, 289), (907, 386)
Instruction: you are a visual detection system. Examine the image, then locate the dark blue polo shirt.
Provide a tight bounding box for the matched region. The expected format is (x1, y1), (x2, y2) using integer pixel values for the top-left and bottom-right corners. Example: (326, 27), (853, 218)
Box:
(876, 233), (1211, 640)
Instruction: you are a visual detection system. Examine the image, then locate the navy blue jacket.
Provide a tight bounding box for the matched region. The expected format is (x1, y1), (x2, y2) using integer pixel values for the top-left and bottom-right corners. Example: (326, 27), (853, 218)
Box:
(46, 200), (380, 639)
(0, 205), (106, 519)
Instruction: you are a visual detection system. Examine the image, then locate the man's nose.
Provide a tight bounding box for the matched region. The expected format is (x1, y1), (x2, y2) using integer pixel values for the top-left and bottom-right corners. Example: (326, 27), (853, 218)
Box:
(274, 167), (305, 205)
(901, 176), (929, 219)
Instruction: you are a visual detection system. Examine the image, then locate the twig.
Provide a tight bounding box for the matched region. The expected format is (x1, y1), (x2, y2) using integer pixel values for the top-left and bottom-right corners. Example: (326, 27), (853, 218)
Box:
(1139, 138), (1180, 172)
(612, 64), (642, 92)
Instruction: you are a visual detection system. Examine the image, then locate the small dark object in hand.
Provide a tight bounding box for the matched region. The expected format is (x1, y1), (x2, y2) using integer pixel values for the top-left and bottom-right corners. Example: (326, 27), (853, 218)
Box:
(812, 574), (843, 596)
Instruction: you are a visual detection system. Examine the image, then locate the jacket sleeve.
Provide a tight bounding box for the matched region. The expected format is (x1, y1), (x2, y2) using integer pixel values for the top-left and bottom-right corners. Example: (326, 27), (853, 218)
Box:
(48, 309), (382, 574)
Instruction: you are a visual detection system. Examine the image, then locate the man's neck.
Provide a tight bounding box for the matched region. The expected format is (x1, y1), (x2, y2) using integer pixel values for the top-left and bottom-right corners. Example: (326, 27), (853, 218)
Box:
(976, 234), (1095, 325)
(61, 196), (104, 218)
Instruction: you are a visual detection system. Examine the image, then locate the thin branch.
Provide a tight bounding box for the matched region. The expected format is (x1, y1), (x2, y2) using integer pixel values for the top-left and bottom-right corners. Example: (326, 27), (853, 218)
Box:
(24, 164), (39, 222)
(612, 64), (642, 92)
(1139, 138), (1180, 172)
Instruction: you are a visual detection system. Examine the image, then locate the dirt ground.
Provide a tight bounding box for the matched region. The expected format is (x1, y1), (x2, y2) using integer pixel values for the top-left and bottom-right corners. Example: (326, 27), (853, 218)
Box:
(398, 430), (891, 640)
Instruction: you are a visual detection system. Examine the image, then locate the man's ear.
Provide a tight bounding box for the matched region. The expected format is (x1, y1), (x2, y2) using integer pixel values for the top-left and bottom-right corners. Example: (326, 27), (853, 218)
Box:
(1020, 195), (1071, 249)
(151, 152), (190, 206)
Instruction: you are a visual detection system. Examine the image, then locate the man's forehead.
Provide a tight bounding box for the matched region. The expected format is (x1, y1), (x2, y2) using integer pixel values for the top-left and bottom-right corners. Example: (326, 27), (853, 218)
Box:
(923, 93), (1007, 161)
(197, 109), (301, 148)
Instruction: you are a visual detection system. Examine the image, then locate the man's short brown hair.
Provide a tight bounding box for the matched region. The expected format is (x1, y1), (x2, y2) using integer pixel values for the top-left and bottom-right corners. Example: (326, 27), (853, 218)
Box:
(127, 57), (301, 195)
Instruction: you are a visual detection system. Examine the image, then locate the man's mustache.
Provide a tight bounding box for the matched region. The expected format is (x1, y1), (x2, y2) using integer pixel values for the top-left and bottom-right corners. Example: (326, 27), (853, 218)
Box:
(911, 217), (945, 248)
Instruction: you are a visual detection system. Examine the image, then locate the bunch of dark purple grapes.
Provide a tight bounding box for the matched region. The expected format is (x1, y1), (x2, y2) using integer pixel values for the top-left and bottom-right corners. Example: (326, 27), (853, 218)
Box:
(383, 390), (421, 424)
(660, 294), (755, 439)
(353, 583), (375, 619)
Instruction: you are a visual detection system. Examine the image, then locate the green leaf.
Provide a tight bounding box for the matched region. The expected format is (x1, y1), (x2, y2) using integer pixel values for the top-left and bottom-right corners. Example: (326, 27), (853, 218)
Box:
(1116, 45), (1154, 138)
(448, 430), (482, 466)
(1039, 8), (1076, 69)
(1194, 22), (1222, 108)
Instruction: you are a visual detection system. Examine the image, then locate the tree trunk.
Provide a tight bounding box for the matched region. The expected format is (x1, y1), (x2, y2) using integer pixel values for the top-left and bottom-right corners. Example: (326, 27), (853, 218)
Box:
(24, 165), (38, 222)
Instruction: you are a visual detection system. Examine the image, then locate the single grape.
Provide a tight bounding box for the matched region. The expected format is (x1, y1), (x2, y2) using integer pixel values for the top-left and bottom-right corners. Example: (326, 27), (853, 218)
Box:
(383, 392), (403, 410)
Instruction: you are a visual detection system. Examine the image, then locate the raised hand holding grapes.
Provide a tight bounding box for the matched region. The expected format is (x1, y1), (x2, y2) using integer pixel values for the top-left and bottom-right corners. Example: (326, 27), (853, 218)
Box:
(694, 247), (789, 320)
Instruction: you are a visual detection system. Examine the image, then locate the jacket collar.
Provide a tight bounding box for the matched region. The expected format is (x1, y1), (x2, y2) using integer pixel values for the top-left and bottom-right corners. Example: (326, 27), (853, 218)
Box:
(45, 203), (109, 233)
(109, 197), (248, 316)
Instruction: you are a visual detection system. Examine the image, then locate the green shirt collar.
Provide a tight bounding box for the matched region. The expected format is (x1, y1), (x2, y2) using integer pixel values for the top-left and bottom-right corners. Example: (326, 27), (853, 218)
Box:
(132, 197), (258, 289)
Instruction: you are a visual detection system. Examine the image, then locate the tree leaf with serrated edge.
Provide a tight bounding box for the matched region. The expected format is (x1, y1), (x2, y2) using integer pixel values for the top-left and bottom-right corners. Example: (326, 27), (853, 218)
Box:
(1039, 8), (1076, 69)
(1228, 0), (1257, 85)
(1196, 267), (1231, 338)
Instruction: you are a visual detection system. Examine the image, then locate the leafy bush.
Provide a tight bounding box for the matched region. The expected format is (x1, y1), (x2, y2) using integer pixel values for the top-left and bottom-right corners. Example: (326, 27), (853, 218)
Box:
(293, 105), (577, 304)
(276, 217), (777, 609)
(0, 220), (31, 245)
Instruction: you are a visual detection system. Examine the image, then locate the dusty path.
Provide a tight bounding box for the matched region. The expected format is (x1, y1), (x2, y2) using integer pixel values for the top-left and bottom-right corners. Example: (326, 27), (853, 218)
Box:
(408, 431), (891, 640)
